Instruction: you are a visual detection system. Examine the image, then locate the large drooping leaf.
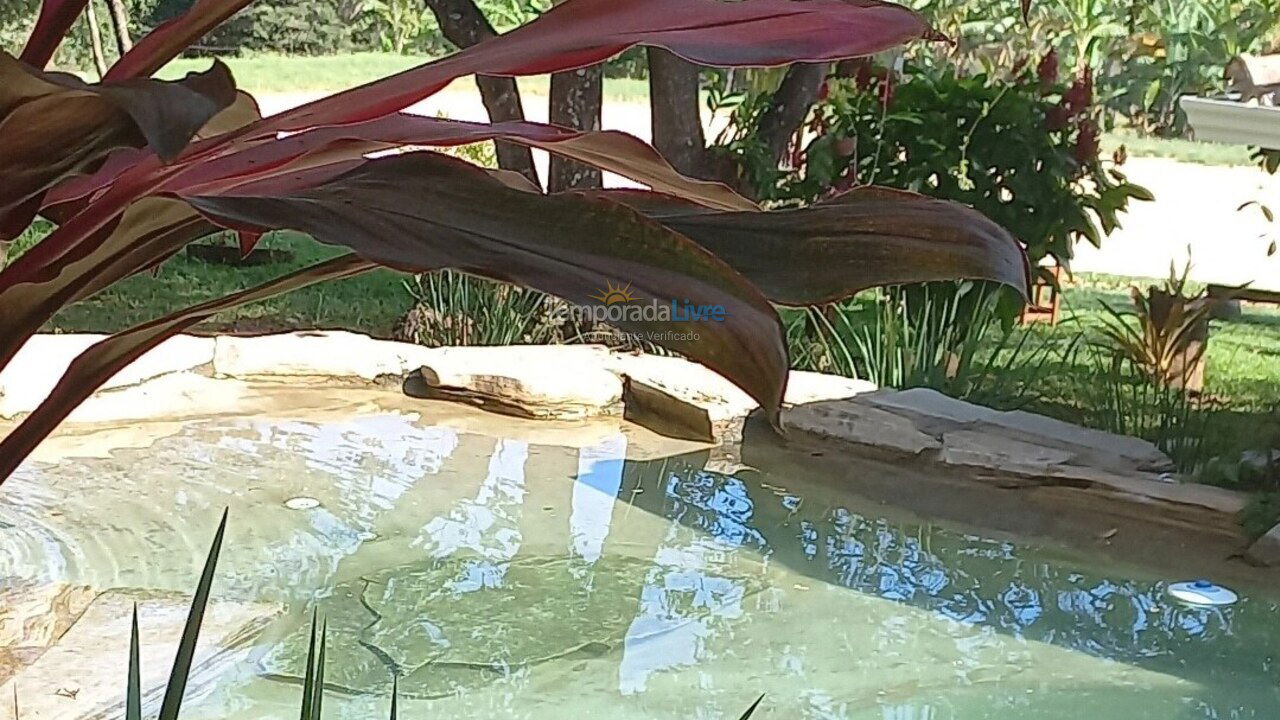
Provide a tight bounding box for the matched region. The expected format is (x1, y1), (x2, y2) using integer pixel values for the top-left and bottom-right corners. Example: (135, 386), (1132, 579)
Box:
(253, 0), (935, 134)
(17, 0), (88, 69)
(178, 151), (789, 418)
(0, 114), (753, 363)
(173, 115), (757, 210)
(0, 255), (374, 483)
(41, 91), (262, 214)
(580, 187), (1033, 305)
(36, 114), (759, 225)
(0, 54), (237, 236)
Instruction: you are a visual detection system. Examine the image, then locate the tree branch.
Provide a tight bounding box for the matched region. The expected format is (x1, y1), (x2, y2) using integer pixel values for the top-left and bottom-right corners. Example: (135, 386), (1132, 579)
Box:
(647, 48), (707, 177)
(423, 0), (540, 186)
(755, 62), (827, 168)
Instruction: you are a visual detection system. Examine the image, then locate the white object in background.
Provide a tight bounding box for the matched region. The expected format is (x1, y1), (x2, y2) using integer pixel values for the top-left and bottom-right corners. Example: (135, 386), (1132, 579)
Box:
(1180, 94), (1280, 150)
(1168, 580), (1239, 607)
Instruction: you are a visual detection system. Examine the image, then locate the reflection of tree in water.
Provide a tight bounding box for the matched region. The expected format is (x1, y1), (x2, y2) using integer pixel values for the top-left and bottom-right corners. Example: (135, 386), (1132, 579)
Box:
(622, 453), (1280, 714)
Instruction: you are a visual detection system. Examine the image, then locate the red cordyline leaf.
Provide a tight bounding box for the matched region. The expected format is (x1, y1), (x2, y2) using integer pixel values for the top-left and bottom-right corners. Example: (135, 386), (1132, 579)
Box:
(0, 56), (238, 239)
(18, 0), (88, 69)
(178, 152), (790, 417)
(578, 188), (1033, 305)
(0, 0), (983, 485)
(12, 0), (934, 278)
(106, 0), (257, 80)
(53, 115), (757, 213)
(251, 0), (933, 136)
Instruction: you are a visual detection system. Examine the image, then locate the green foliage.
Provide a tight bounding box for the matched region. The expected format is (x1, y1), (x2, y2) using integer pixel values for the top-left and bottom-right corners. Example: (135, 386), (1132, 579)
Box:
(1068, 344), (1217, 473)
(910, 0), (1280, 135)
(399, 271), (656, 351)
(148, 0), (376, 55)
(783, 282), (1060, 407)
(1093, 262), (1213, 388)
(716, 61), (1150, 268)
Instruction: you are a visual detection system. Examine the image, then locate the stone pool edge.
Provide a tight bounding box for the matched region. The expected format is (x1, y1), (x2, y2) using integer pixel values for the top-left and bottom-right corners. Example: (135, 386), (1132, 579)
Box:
(2, 331), (1268, 562)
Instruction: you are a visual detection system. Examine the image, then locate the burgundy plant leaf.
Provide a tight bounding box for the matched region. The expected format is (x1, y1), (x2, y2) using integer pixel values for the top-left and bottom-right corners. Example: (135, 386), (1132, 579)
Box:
(0, 54), (237, 237)
(41, 113), (759, 223)
(106, 0), (258, 80)
(176, 115), (757, 210)
(259, 0), (934, 134)
(178, 151), (789, 421)
(0, 254), (374, 485)
(578, 187), (1033, 305)
(18, 0), (89, 69)
(0, 198), (219, 373)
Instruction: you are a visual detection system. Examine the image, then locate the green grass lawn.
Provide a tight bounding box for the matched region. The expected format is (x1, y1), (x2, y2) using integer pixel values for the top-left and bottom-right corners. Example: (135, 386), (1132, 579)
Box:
(46, 232), (415, 338)
(1102, 128), (1256, 167)
(155, 52), (652, 101)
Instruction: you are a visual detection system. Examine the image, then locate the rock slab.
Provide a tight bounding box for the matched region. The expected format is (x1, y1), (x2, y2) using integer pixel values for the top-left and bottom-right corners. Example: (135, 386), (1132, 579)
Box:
(0, 589), (281, 719)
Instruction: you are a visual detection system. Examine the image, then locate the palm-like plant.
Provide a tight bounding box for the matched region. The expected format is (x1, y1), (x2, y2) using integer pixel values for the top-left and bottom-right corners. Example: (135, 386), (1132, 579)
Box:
(0, 0), (1032, 483)
(1095, 261), (1214, 390)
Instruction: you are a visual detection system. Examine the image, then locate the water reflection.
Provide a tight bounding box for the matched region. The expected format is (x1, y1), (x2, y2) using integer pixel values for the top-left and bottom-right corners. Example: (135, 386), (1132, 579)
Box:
(2, 413), (1278, 719)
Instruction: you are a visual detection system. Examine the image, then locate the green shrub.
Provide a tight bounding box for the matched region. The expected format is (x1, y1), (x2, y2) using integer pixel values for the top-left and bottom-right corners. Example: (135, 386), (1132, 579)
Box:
(782, 281), (1060, 407)
(909, 0), (1280, 136)
(716, 60), (1149, 268)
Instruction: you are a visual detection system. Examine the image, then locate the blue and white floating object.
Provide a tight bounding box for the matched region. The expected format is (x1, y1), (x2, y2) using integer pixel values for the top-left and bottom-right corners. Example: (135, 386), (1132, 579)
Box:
(1168, 580), (1238, 607)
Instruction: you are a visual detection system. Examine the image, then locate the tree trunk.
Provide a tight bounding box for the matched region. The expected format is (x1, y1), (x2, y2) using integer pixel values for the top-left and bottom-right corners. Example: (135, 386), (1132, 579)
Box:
(423, 0), (539, 186)
(755, 62), (827, 168)
(104, 0), (131, 55)
(548, 66), (603, 191)
(85, 0), (108, 78)
(647, 48), (707, 177)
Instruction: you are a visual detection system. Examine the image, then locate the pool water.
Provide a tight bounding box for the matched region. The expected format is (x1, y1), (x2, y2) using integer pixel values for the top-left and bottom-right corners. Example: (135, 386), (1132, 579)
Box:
(2, 409), (1278, 718)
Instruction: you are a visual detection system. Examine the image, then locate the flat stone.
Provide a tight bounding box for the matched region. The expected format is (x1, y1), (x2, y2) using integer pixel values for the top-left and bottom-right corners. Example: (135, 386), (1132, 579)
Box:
(0, 589), (281, 719)
(865, 387), (999, 425)
(939, 430), (1076, 476)
(213, 331), (429, 381)
(0, 582), (96, 649)
(862, 388), (1174, 475)
(783, 399), (941, 457)
(609, 354), (755, 422)
(1246, 523), (1280, 566)
(622, 376), (714, 443)
(991, 410), (1171, 471)
(783, 371), (877, 405)
(66, 373), (252, 423)
(413, 345), (622, 420)
(0, 336), (214, 419)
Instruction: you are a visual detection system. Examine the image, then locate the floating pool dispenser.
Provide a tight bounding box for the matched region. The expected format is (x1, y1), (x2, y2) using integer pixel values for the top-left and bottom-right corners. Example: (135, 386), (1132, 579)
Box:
(284, 496), (321, 510)
(1168, 580), (1238, 607)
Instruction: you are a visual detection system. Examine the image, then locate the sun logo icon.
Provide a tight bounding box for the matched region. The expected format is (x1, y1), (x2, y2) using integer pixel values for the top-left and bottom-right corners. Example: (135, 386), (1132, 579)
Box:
(590, 281), (638, 305)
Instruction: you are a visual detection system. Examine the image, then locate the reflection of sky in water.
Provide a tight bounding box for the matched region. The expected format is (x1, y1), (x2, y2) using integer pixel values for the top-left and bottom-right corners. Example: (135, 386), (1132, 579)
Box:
(570, 434), (627, 564)
(418, 439), (528, 592)
(9, 413), (1280, 718)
